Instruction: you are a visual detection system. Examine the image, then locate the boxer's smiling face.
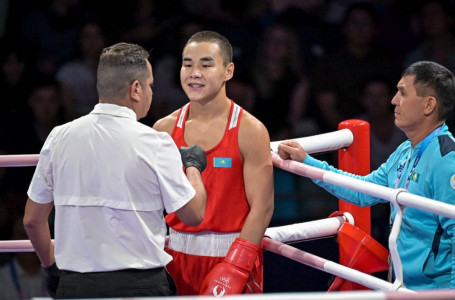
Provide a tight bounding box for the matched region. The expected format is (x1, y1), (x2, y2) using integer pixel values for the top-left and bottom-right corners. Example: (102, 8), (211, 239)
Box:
(180, 41), (233, 105)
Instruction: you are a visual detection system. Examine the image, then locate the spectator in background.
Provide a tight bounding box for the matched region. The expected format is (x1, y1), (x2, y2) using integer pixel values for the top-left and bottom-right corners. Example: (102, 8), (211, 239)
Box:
(0, 46), (37, 255)
(180, 0), (237, 29)
(248, 23), (318, 222)
(0, 44), (33, 153)
(250, 23), (315, 141)
(120, 0), (165, 51)
(226, 74), (256, 113)
(312, 2), (401, 132)
(1, 79), (65, 215)
(357, 76), (407, 170)
(403, 0), (455, 72)
(151, 20), (204, 120)
(402, 0), (455, 132)
(56, 21), (107, 120)
(19, 0), (91, 77)
(20, 79), (66, 154)
(356, 76), (407, 248)
(375, 0), (421, 59)
(267, 0), (340, 71)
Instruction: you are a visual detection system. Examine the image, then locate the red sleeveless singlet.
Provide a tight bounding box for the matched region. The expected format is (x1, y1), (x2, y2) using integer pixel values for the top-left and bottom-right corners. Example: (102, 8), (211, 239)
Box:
(165, 100), (249, 232)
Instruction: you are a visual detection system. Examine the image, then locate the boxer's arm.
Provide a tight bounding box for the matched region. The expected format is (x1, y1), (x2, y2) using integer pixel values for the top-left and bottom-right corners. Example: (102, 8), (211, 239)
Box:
(238, 112), (274, 245)
(200, 113), (273, 295)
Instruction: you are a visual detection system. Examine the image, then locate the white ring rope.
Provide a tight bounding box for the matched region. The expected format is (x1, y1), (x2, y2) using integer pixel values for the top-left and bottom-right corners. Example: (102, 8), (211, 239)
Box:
(0, 239), (49, 252)
(271, 152), (455, 220)
(1, 216), (346, 253)
(264, 215), (348, 243)
(0, 154), (39, 167)
(270, 128), (353, 154)
(0, 129), (352, 167)
(262, 238), (411, 293)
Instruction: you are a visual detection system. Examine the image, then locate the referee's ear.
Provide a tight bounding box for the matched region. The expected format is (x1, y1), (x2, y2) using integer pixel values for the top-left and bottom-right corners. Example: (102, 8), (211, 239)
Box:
(130, 80), (141, 103)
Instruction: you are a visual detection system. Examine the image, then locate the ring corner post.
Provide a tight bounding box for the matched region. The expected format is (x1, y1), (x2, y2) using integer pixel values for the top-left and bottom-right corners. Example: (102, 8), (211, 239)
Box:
(338, 119), (371, 234)
(336, 119), (371, 291)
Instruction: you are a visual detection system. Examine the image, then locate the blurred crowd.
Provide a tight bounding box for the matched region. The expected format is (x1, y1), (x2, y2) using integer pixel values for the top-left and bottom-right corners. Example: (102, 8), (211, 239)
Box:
(1, 0), (455, 295)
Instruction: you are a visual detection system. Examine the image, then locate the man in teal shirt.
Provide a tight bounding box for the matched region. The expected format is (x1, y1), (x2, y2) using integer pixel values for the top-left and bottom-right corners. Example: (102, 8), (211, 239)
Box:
(278, 61), (455, 290)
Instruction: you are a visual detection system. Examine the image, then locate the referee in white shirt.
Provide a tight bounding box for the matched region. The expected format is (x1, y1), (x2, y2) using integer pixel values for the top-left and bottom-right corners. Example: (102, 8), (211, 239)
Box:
(22, 42), (207, 298)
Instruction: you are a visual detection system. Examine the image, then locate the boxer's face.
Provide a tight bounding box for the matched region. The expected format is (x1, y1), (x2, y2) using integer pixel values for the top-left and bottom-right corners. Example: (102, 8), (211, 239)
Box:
(180, 41), (233, 105)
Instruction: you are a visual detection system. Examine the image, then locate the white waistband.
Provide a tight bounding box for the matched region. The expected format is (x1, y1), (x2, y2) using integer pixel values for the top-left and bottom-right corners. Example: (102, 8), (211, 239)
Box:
(168, 228), (240, 257)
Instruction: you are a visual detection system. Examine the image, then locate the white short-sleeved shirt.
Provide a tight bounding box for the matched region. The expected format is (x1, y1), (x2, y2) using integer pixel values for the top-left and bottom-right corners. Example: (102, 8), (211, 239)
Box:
(27, 103), (196, 272)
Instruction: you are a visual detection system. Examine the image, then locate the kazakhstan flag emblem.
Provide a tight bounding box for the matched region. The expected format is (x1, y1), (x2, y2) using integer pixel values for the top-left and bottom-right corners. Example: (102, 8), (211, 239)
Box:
(213, 157), (232, 168)
(412, 172), (419, 182)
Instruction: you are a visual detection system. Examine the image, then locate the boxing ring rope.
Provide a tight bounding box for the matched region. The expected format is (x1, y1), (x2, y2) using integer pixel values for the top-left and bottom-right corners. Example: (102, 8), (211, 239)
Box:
(0, 123), (448, 212)
(0, 210), (411, 292)
(0, 154), (39, 167)
(4, 213), (406, 291)
(264, 214), (353, 243)
(2, 121), (455, 298)
(0, 131), (351, 166)
(2, 215), (350, 252)
(0, 215), (412, 292)
(270, 128), (354, 155)
(262, 238), (409, 293)
(270, 153), (455, 220)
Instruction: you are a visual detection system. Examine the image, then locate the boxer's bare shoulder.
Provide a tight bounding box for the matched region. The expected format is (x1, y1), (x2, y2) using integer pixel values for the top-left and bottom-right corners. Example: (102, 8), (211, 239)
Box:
(153, 109), (180, 135)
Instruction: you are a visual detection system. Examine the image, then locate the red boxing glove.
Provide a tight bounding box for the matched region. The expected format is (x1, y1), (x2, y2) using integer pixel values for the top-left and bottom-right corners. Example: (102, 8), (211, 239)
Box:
(200, 238), (260, 296)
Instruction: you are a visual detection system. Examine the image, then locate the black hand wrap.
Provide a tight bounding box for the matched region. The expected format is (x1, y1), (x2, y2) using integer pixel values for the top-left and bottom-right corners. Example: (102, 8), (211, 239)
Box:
(179, 145), (207, 173)
(42, 263), (61, 298)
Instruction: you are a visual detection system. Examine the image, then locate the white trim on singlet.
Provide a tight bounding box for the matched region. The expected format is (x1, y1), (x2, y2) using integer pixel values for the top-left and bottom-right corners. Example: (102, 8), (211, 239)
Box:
(228, 103), (241, 130)
(177, 102), (240, 130)
(177, 103), (190, 128)
(168, 228), (240, 257)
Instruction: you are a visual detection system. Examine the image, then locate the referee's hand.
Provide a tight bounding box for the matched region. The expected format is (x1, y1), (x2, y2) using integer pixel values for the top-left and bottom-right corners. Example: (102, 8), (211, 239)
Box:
(180, 145), (207, 173)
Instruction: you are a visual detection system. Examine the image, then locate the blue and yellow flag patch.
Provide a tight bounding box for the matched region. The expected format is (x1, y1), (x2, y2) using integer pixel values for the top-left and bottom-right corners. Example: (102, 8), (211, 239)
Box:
(412, 172), (419, 183)
(213, 157), (232, 168)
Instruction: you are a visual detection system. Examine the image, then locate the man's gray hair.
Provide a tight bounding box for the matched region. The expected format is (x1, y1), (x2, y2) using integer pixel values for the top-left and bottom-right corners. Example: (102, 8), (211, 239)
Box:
(97, 42), (150, 100)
